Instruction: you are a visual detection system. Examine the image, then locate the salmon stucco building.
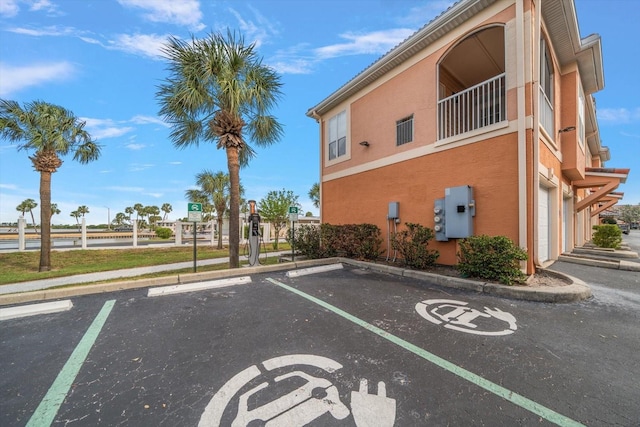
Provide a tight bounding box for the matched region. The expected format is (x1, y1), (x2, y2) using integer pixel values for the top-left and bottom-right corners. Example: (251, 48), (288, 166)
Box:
(306, 0), (629, 274)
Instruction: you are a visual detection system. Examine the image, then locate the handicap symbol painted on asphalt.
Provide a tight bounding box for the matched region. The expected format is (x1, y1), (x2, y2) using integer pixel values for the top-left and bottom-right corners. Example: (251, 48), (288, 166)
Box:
(198, 354), (396, 426)
(415, 299), (517, 336)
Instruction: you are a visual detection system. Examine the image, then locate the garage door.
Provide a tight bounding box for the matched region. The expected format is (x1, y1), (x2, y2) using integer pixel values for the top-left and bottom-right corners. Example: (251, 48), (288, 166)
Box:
(538, 186), (550, 263)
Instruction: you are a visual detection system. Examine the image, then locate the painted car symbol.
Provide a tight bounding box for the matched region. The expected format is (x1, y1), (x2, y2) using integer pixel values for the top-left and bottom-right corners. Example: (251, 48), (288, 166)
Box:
(233, 370), (349, 426)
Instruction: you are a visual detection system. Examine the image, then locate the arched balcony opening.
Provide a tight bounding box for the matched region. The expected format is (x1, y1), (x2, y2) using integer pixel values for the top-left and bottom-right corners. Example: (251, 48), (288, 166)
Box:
(438, 26), (506, 140)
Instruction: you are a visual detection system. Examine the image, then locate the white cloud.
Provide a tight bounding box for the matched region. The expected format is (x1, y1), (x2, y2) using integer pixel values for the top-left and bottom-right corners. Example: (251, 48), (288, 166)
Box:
(143, 192), (163, 198)
(109, 33), (169, 59)
(126, 143), (146, 151)
(168, 161), (182, 165)
(0, 0), (19, 17)
(597, 107), (640, 124)
(131, 115), (169, 127)
(228, 6), (279, 48)
(0, 183), (19, 190)
(117, 0), (204, 30)
(82, 118), (134, 140)
(314, 28), (416, 59)
(0, 61), (75, 97)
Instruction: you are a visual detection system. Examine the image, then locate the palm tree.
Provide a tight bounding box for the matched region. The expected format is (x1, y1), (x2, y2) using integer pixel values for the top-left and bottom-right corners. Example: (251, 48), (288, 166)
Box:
(195, 170), (230, 249)
(70, 210), (81, 230)
(309, 183), (320, 209)
(161, 203), (172, 220)
(50, 203), (61, 219)
(1, 99), (100, 271)
(133, 203), (144, 222)
(146, 205), (160, 229)
(157, 30), (283, 268)
(16, 198), (38, 232)
(124, 206), (134, 223)
(78, 205), (89, 218)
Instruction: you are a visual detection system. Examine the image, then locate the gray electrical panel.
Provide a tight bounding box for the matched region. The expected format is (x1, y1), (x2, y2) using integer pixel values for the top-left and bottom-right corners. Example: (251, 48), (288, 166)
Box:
(388, 202), (399, 220)
(444, 185), (475, 238)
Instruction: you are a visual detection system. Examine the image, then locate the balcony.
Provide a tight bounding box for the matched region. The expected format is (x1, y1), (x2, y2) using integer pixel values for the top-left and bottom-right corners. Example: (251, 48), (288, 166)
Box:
(438, 73), (506, 140)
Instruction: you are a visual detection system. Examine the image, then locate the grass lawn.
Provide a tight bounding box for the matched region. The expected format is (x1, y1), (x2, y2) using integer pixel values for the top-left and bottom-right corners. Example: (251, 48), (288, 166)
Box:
(0, 243), (291, 286)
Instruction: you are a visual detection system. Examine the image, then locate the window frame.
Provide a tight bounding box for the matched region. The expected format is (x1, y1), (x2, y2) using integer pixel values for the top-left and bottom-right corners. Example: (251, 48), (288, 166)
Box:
(396, 115), (414, 146)
(327, 110), (348, 164)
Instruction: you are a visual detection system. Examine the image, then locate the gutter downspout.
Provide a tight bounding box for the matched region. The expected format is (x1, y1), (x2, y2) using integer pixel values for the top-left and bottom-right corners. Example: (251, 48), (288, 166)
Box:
(532, 0), (542, 268)
(516, 0), (529, 271)
(309, 109), (323, 222)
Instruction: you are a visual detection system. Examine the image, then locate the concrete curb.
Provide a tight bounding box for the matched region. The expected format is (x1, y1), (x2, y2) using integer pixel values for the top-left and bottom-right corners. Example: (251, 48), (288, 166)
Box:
(343, 259), (591, 303)
(0, 258), (343, 306)
(0, 256), (590, 306)
(559, 254), (640, 272)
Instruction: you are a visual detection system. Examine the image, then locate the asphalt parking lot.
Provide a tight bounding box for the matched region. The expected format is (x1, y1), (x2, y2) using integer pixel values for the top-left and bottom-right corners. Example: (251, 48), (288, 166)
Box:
(2, 263), (639, 426)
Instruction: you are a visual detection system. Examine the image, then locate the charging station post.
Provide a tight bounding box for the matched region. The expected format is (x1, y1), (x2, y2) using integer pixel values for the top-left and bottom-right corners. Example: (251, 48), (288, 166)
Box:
(187, 203), (203, 272)
(288, 206), (299, 262)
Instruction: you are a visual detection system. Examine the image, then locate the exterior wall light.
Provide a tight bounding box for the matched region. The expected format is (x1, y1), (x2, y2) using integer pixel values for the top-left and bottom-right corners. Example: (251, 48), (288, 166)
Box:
(359, 141), (370, 146)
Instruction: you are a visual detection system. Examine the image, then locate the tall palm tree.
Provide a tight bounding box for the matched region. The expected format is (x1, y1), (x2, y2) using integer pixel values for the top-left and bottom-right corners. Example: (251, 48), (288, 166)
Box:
(195, 170), (230, 249)
(50, 203), (61, 219)
(77, 205), (90, 218)
(16, 198), (38, 232)
(309, 183), (320, 209)
(161, 203), (172, 220)
(133, 203), (144, 222)
(124, 206), (134, 223)
(157, 30), (283, 268)
(70, 210), (81, 230)
(1, 100), (100, 271)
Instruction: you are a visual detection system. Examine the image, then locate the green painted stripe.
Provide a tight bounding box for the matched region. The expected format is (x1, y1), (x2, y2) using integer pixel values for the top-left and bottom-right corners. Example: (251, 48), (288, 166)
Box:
(266, 278), (584, 427)
(27, 299), (116, 427)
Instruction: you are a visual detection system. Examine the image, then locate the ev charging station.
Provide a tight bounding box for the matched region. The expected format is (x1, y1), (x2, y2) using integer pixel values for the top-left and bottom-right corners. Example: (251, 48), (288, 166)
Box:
(247, 200), (261, 266)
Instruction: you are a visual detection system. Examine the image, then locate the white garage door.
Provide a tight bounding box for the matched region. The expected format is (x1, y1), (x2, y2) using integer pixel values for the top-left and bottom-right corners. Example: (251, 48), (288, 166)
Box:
(538, 186), (550, 263)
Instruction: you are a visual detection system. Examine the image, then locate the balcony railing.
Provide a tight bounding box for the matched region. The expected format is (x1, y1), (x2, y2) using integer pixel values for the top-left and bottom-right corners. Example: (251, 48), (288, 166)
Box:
(438, 73), (506, 140)
(539, 87), (554, 137)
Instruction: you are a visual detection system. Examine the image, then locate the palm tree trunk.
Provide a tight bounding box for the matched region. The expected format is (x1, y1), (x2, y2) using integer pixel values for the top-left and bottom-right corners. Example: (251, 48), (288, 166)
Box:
(39, 171), (52, 272)
(227, 147), (240, 268)
(217, 217), (223, 250)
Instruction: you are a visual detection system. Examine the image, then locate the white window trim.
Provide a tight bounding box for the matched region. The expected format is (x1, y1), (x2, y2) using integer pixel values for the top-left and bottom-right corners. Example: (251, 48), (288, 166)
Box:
(325, 109), (350, 166)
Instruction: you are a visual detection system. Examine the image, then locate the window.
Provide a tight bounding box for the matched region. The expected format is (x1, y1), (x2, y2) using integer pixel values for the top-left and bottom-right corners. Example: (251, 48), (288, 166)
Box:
(328, 111), (346, 160)
(539, 37), (554, 135)
(396, 115), (413, 146)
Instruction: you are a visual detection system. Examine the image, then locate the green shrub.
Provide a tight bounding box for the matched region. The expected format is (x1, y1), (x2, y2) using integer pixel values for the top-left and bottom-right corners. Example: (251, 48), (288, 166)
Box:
(155, 227), (172, 239)
(287, 224), (323, 258)
(289, 223), (382, 260)
(457, 235), (527, 285)
(391, 223), (439, 269)
(592, 224), (622, 249)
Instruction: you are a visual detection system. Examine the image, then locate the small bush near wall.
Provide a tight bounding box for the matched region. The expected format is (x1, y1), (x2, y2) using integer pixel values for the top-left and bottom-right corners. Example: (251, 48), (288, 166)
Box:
(288, 223), (382, 260)
(457, 235), (527, 285)
(391, 223), (439, 269)
(155, 227), (172, 239)
(592, 224), (622, 249)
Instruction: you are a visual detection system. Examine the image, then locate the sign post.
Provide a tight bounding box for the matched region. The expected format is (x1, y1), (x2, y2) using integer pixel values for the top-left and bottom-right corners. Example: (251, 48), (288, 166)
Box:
(288, 206), (299, 262)
(188, 203), (203, 272)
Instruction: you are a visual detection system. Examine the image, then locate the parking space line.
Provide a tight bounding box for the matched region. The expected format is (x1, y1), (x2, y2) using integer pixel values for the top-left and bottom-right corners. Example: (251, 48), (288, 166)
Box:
(26, 299), (116, 427)
(0, 300), (73, 321)
(285, 263), (344, 278)
(147, 276), (252, 297)
(266, 278), (584, 427)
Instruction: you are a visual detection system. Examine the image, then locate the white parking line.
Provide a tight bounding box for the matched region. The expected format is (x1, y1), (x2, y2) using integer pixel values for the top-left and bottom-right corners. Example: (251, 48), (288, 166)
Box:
(286, 263), (344, 278)
(147, 276), (252, 297)
(0, 300), (73, 321)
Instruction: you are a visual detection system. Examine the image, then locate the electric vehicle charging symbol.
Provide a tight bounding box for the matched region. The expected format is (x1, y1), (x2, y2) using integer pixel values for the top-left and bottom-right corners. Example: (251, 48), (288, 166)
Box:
(198, 354), (396, 426)
(415, 299), (517, 336)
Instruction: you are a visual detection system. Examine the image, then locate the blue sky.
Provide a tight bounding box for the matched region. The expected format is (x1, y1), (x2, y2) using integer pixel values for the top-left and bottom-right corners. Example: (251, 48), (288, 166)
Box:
(0, 0), (638, 226)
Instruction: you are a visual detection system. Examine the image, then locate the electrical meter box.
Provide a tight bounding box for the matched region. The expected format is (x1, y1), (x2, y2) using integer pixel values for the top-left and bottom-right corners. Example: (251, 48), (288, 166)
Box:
(388, 202), (399, 220)
(434, 198), (447, 241)
(444, 185), (475, 238)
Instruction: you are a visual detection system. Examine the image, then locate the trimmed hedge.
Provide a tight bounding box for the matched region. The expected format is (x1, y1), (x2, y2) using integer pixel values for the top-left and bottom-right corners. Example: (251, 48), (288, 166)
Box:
(457, 235), (527, 285)
(592, 224), (622, 249)
(287, 223), (382, 260)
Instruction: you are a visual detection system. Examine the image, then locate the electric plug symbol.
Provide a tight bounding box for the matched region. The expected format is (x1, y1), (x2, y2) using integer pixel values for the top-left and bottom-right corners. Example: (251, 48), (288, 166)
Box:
(350, 379), (396, 427)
